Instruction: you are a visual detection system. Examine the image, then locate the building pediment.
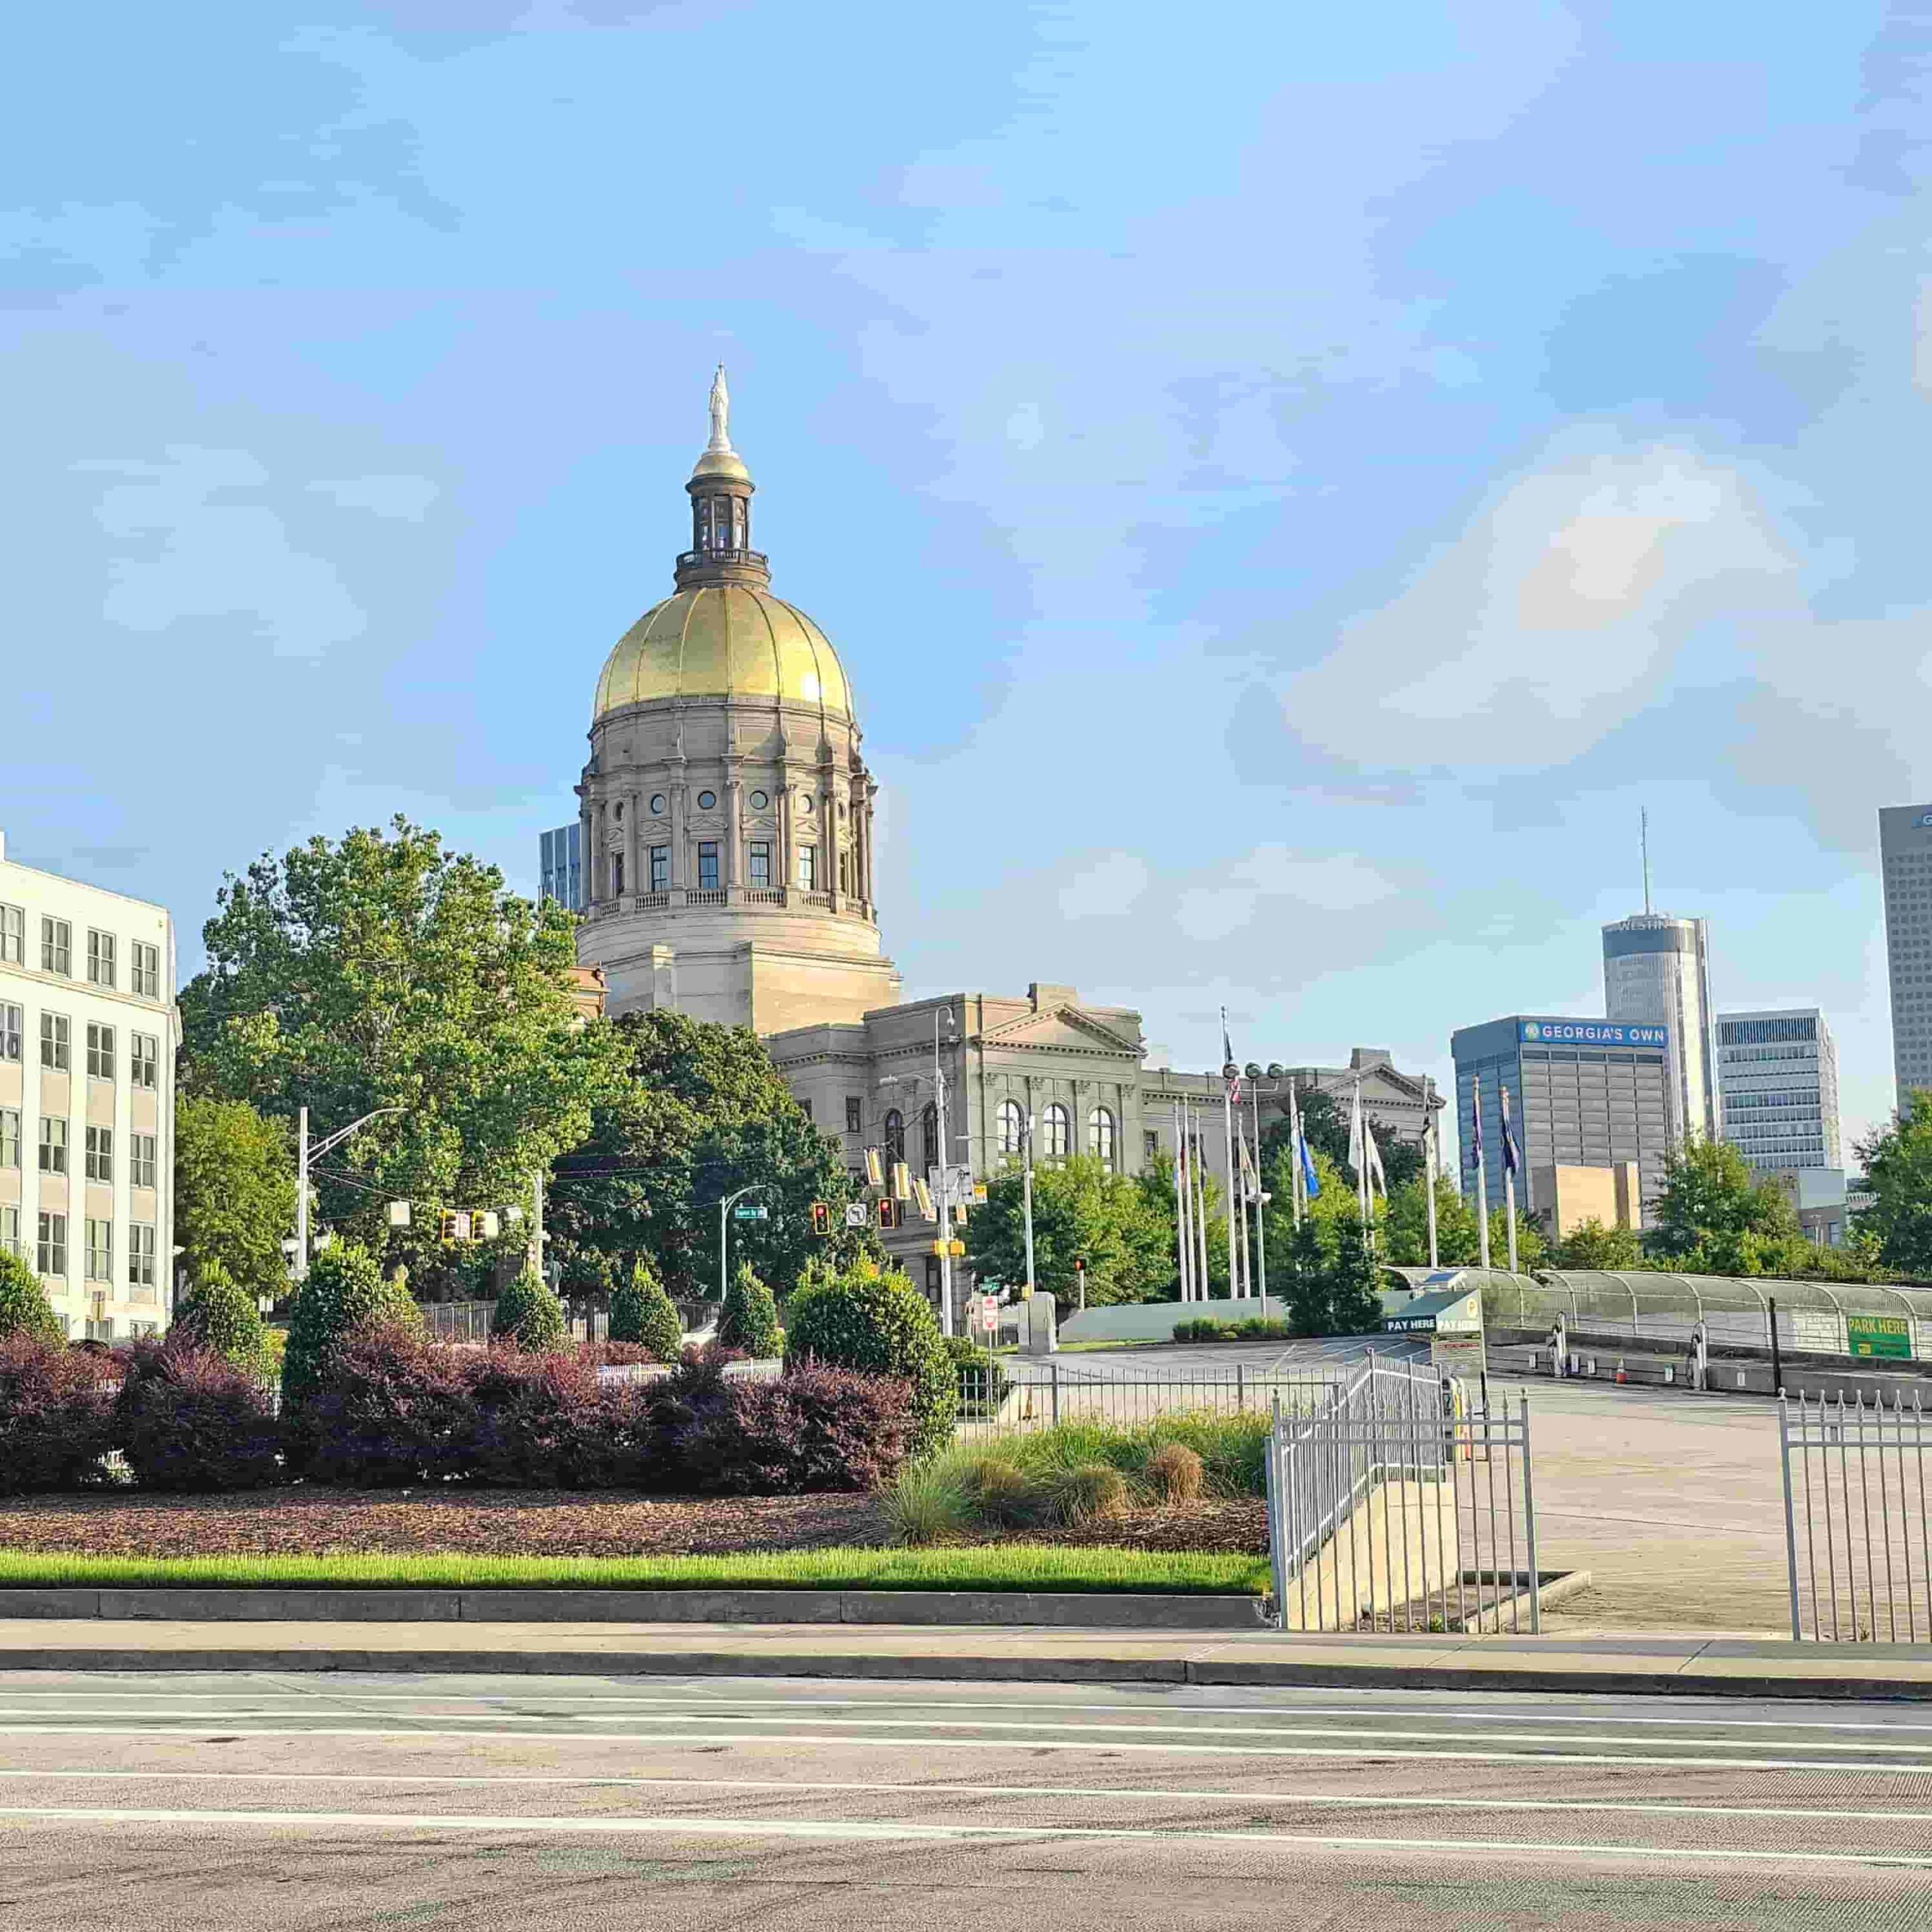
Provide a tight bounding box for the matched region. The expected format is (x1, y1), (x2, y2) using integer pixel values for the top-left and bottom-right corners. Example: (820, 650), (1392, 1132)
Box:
(974, 1004), (1144, 1059)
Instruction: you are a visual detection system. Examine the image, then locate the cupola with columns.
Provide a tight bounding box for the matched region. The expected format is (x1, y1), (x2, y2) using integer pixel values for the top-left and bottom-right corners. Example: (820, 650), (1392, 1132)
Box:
(574, 372), (901, 1035)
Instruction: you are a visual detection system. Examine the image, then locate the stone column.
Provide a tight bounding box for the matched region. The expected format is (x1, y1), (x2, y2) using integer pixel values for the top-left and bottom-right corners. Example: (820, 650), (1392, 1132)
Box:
(623, 790), (640, 904)
(669, 775), (686, 890)
(725, 771), (743, 888)
(823, 764), (839, 910)
(579, 801), (595, 909)
(778, 775), (795, 899)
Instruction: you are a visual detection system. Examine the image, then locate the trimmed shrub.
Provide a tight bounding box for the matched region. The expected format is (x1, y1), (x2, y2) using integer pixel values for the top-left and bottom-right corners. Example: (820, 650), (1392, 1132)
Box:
(491, 1270), (568, 1351)
(0, 1251), (63, 1346)
(461, 1346), (635, 1487)
(1144, 1440), (1204, 1505)
(1172, 1317), (1228, 1343)
(943, 1334), (1009, 1419)
(0, 1334), (115, 1491)
(672, 1363), (917, 1496)
(783, 1255), (955, 1455)
(170, 1260), (269, 1371)
(717, 1262), (781, 1358)
(282, 1244), (423, 1411)
(1172, 1315), (1291, 1344)
(114, 1340), (282, 1491)
(288, 1321), (472, 1485)
(610, 1258), (682, 1358)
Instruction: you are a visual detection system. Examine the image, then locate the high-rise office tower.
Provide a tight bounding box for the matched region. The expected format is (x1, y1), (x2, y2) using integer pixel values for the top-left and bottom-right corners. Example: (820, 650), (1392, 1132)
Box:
(1603, 912), (1718, 1146)
(1880, 804), (1932, 1105)
(1717, 1008), (1841, 1173)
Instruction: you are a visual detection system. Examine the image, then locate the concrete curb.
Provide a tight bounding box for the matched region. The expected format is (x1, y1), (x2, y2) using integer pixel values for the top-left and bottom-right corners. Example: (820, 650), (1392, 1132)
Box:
(0, 1586), (1266, 1632)
(0, 1641), (1924, 1700)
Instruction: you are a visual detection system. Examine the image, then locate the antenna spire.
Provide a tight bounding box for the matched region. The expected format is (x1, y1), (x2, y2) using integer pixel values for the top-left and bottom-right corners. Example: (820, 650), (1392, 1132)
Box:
(1641, 807), (1652, 916)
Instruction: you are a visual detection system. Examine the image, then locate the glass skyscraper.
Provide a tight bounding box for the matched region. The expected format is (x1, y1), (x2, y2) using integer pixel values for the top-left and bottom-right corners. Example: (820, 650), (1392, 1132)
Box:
(1602, 912), (1717, 1147)
(538, 822), (584, 914)
(1716, 1008), (1840, 1173)
(1880, 803), (1932, 1106)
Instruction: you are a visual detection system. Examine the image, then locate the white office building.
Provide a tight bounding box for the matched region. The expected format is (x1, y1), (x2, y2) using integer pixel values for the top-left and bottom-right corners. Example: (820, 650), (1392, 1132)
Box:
(1603, 912), (1718, 1147)
(0, 832), (177, 1338)
(1880, 803), (1932, 1103)
(1717, 1008), (1841, 1174)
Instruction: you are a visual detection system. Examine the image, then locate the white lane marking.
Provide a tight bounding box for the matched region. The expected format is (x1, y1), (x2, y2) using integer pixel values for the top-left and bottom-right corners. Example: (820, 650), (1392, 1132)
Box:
(0, 1726), (1926, 1775)
(0, 1804), (1922, 1866)
(1, 1767), (1927, 1826)
(8, 1694), (1930, 1737)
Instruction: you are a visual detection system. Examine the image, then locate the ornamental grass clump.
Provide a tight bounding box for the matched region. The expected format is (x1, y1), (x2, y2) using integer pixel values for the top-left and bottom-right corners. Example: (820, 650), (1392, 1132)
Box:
(281, 1244), (422, 1412)
(1143, 1439), (1204, 1505)
(716, 1262), (781, 1358)
(784, 1254), (955, 1456)
(610, 1257), (682, 1359)
(113, 1340), (282, 1491)
(491, 1269), (568, 1352)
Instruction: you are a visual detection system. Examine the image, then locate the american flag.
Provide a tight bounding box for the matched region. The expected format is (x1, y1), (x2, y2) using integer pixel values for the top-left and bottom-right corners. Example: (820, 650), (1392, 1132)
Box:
(1223, 1013), (1242, 1104)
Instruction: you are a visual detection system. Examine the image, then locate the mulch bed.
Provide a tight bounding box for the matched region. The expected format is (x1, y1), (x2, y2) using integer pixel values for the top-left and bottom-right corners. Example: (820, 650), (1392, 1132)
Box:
(0, 1491), (1266, 1560)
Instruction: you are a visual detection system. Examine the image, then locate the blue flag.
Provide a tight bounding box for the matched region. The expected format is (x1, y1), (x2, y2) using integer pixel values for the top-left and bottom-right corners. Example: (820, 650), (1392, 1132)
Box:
(1500, 1083), (1521, 1179)
(1299, 1129), (1321, 1199)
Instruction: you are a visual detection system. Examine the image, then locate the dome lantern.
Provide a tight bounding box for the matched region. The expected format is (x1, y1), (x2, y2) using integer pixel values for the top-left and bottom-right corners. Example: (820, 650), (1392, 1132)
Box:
(678, 365), (766, 591)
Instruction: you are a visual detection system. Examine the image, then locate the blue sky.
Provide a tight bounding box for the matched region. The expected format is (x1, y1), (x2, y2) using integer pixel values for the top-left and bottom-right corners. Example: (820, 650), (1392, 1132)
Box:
(5, 2), (1930, 1155)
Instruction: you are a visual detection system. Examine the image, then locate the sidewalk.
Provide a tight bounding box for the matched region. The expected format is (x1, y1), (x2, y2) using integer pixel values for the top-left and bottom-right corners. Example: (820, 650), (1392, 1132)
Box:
(0, 1617), (1925, 1700)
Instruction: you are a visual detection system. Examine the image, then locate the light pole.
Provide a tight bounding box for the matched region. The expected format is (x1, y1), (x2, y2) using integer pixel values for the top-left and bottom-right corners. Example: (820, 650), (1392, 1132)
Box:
(880, 1008), (962, 1336)
(295, 1105), (405, 1282)
(1021, 1107), (1037, 1297)
(718, 1182), (772, 1306)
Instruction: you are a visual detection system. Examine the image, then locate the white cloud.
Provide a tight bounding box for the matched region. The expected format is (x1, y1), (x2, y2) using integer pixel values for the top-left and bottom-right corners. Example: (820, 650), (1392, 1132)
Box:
(309, 474), (439, 521)
(1282, 439), (1795, 771)
(1174, 844), (1398, 943)
(1058, 850), (1149, 918)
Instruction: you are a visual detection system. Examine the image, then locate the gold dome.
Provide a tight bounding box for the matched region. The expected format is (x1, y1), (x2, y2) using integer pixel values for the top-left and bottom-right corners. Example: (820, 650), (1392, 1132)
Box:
(592, 584), (852, 722)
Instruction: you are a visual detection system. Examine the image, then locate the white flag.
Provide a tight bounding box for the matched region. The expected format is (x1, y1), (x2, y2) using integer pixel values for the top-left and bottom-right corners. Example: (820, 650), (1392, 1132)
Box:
(1346, 1084), (1365, 1183)
(1363, 1119), (1387, 1198)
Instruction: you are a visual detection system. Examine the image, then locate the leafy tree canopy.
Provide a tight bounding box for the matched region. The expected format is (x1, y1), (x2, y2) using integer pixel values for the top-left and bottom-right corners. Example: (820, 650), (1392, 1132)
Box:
(181, 820), (623, 1254)
(1855, 1100), (1932, 1278)
(172, 1096), (297, 1301)
(1382, 1175), (1481, 1268)
(964, 1154), (1174, 1310)
(1646, 1136), (1801, 1274)
(543, 1009), (857, 1300)
(1546, 1217), (1646, 1272)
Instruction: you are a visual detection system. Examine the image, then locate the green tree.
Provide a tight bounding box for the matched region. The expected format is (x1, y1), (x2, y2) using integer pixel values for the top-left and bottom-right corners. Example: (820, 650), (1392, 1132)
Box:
(1327, 1220), (1387, 1334)
(1262, 1090), (1425, 1192)
(1487, 1204), (1547, 1272)
(281, 1243), (423, 1409)
(718, 1261), (781, 1356)
(1855, 1100), (1932, 1276)
(1137, 1152), (1232, 1298)
(1382, 1175), (1482, 1267)
(491, 1269), (568, 1350)
(784, 1253), (955, 1454)
(0, 1251), (63, 1345)
(1546, 1217), (1646, 1271)
(1280, 1215), (1333, 1336)
(609, 1257), (683, 1358)
(172, 1096), (297, 1302)
(1647, 1135), (1801, 1273)
(544, 1009), (853, 1300)
(169, 1259), (269, 1370)
(180, 819), (623, 1255)
(964, 1154), (1171, 1310)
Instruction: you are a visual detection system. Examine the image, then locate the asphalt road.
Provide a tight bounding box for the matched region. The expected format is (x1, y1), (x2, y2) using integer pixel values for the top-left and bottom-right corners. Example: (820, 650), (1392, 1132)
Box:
(0, 1670), (1927, 1927)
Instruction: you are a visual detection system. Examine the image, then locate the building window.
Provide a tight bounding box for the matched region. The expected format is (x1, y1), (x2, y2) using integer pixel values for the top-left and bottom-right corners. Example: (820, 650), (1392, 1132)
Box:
(650, 846), (670, 892)
(650, 793), (666, 815)
(38, 1118), (68, 1175)
(130, 1132), (156, 1190)
(747, 841), (771, 887)
(85, 1219), (112, 1283)
(40, 1014), (69, 1072)
(1088, 1106), (1115, 1166)
(998, 1100), (1025, 1158)
(839, 847), (854, 896)
(131, 940), (161, 999)
(797, 845), (818, 890)
(697, 841), (720, 890)
(85, 1124), (113, 1183)
(697, 790), (717, 811)
(0, 1002), (18, 1062)
(41, 918), (71, 977)
(921, 1101), (940, 1171)
(611, 852), (625, 896)
(798, 1097), (812, 1123)
(750, 790), (769, 811)
(0, 904), (21, 966)
(36, 1212), (66, 1279)
(129, 1222), (155, 1289)
(884, 1109), (906, 1164)
(0, 1109), (17, 1170)
(86, 1022), (115, 1081)
(131, 1032), (159, 1090)
(845, 1097), (863, 1134)
(1043, 1103), (1070, 1160)
(86, 930), (116, 988)
(0, 1205), (17, 1260)
(1144, 1129), (1160, 1161)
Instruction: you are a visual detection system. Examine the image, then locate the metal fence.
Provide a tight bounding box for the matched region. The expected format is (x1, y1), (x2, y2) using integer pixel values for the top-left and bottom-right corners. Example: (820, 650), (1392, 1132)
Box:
(954, 1360), (1349, 1433)
(418, 1300), (609, 1344)
(1263, 1358), (1541, 1635)
(1780, 1389), (1932, 1642)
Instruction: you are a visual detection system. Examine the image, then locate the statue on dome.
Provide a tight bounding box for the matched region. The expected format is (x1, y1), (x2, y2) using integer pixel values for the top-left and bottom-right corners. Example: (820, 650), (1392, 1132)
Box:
(707, 365), (732, 451)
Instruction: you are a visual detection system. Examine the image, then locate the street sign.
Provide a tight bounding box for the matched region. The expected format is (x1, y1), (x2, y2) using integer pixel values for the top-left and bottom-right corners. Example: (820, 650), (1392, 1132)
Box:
(1432, 1332), (1487, 1377)
(843, 1201), (869, 1229)
(732, 1204), (768, 1223)
(1846, 1314), (1912, 1361)
(980, 1297), (998, 1334)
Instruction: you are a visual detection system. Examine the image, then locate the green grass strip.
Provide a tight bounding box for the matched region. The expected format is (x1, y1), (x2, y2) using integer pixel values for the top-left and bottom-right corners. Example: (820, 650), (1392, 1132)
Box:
(0, 1545), (1266, 1597)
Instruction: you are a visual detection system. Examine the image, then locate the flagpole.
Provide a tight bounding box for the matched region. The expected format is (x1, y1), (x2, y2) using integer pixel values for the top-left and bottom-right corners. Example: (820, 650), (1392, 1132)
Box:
(1502, 1082), (1521, 1274)
(1251, 1086), (1268, 1306)
(1221, 1013), (1239, 1301)
(1474, 1074), (1491, 1271)
(1287, 1081), (1305, 1229)
(1172, 1099), (1191, 1302)
(1423, 1075), (1439, 1269)
(1505, 1162), (1519, 1275)
(1194, 1106), (1212, 1299)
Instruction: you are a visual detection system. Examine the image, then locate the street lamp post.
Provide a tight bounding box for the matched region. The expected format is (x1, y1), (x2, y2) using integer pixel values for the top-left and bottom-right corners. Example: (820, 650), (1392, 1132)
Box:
(295, 1105), (406, 1281)
(718, 1182), (772, 1306)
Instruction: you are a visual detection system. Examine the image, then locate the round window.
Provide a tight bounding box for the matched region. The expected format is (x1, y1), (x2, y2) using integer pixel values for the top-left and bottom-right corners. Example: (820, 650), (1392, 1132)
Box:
(649, 794), (666, 814)
(697, 790), (716, 810)
(799, 792), (814, 813)
(749, 789), (768, 810)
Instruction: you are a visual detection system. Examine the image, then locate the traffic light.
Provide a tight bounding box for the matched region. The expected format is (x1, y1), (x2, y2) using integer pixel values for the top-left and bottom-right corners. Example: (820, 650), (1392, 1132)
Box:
(439, 1209), (460, 1242)
(877, 1196), (900, 1232)
(864, 1147), (884, 1188)
(913, 1177), (934, 1220)
(809, 1200), (832, 1236)
(891, 1161), (911, 1201)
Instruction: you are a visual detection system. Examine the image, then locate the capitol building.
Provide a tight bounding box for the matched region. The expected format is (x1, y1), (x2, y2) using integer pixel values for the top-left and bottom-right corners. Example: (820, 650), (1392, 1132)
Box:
(547, 375), (1440, 1306)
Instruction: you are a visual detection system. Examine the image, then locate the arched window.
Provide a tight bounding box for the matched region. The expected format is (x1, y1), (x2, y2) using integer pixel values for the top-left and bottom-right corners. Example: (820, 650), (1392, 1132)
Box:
(1088, 1106), (1115, 1167)
(884, 1109), (905, 1164)
(921, 1101), (940, 1172)
(1043, 1102), (1070, 1160)
(997, 1100), (1025, 1158)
